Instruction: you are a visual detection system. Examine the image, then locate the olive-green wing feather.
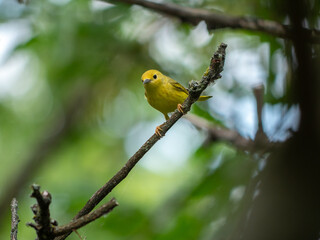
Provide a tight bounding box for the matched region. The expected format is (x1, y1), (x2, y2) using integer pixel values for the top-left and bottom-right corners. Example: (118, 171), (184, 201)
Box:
(167, 76), (212, 101)
(167, 77), (189, 95)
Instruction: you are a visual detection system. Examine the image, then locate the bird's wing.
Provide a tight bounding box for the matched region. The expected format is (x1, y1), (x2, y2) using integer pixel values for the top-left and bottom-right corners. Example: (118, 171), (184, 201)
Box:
(167, 77), (189, 95)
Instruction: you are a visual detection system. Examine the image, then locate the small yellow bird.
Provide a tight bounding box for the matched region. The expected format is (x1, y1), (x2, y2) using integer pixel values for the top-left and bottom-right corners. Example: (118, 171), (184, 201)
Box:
(141, 69), (212, 136)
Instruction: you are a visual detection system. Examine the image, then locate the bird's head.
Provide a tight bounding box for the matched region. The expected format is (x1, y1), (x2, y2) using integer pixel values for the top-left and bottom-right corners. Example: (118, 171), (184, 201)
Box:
(141, 69), (163, 86)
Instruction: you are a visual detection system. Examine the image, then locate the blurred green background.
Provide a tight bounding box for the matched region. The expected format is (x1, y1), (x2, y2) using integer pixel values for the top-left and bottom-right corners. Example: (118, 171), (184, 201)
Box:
(0, 0), (308, 239)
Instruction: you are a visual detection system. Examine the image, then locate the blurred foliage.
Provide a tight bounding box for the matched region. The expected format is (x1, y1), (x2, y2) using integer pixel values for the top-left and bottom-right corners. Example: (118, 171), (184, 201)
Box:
(0, 0), (317, 239)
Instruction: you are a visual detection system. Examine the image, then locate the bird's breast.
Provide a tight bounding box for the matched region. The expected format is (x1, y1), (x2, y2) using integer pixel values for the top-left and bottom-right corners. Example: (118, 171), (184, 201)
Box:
(145, 81), (187, 114)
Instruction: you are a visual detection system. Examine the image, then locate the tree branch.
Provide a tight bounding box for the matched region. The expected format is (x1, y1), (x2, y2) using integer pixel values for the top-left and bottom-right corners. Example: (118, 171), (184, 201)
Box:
(27, 184), (54, 240)
(106, 0), (320, 44)
(10, 198), (19, 240)
(253, 84), (268, 143)
(185, 85), (275, 152)
(27, 185), (118, 239)
(253, 85), (264, 134)
(53, 198), (118, 236)
(185, 114), (254, 151)
(54, 43), (227, 240)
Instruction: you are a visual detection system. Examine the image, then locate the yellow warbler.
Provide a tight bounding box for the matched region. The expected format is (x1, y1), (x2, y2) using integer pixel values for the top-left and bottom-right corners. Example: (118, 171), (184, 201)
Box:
(141, 69), (211, 136)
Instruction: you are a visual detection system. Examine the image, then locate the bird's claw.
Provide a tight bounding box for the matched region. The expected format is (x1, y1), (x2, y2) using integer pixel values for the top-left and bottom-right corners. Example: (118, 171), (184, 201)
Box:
(177, 104), (185, 114)
(155, 125), (165, 137)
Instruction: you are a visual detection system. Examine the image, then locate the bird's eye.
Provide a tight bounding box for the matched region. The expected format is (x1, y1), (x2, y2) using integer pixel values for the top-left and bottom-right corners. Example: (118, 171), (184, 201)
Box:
(153, 74), (157, 79)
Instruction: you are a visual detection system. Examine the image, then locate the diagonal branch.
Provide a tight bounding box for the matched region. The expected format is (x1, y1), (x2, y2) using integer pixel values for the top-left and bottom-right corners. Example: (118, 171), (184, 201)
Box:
(185, 85), (277, 153)
(27, 184), (118, 239)
(106, 0), (320, 44)
(54, 43), (227, 240)
(53, 198), (118, 236)
(185, 114), (254, 151)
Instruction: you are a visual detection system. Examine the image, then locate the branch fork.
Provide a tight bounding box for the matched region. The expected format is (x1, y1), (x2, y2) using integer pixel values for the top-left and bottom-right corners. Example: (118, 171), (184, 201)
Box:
(27, 184), (118, 240)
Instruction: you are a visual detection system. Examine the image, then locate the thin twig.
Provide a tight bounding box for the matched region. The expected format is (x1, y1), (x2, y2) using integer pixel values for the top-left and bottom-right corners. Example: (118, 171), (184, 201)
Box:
(253, 85), (264, 134)
(105, 0), (320, 44)
(54, 43), (227, 240)
(253, 85), (268, 143)
(53, 198), (118, 236)
(73, 230), (85, 240)
(10, 198), (19, 240)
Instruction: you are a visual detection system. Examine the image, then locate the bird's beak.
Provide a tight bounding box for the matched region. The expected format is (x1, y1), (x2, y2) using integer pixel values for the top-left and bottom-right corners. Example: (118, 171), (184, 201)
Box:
(142, 79), (151, 84)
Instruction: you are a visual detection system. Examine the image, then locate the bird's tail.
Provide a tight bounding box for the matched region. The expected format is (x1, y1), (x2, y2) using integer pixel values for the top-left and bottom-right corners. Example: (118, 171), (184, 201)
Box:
(198, 95), (212, 101)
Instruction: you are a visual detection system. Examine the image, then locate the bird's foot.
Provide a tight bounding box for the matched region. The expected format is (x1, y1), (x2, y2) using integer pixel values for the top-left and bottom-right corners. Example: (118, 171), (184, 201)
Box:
(177, 104), (185, 114)
(155, 124), (165, 137)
